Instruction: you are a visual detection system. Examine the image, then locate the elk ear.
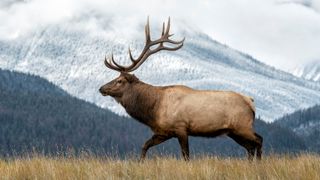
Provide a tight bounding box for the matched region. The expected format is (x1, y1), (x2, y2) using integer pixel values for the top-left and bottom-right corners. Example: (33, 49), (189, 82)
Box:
(122, 73), (139, 83)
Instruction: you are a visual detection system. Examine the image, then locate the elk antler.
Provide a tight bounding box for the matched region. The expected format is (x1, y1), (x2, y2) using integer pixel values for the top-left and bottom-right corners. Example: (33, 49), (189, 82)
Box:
(104, 17), (185, 72)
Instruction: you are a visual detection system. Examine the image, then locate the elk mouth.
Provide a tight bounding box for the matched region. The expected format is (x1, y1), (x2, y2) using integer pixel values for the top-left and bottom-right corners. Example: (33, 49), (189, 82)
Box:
(100, 92), (108, 96)
(99, 88), (109, 96)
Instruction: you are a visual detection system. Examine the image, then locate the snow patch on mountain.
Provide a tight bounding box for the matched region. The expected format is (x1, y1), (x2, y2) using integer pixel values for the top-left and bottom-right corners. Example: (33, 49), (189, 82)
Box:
(292, 60), (320, 82)
(293, 120), (320, 136)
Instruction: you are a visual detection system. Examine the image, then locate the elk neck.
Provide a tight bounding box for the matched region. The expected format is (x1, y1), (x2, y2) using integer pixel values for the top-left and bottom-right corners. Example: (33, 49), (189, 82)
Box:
(118, 81), (163, 127)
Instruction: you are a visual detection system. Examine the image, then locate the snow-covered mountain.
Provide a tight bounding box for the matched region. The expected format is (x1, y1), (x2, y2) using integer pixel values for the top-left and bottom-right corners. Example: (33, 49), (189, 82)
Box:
(0, 17), (320, 122)
(292, 60), (320, 82)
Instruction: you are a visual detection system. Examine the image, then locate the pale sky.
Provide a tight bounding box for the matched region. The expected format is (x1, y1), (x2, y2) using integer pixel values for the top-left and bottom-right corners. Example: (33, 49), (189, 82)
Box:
(1, 0), (320, 71)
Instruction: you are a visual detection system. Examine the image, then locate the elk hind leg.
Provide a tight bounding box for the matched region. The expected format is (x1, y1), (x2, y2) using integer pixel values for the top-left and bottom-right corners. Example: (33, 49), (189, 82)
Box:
(228, 132), (259, 161)
(254, 132), (263, 160)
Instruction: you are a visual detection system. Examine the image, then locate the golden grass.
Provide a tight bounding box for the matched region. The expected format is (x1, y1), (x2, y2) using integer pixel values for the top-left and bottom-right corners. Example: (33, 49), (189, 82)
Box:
(0, 154), (319, 180)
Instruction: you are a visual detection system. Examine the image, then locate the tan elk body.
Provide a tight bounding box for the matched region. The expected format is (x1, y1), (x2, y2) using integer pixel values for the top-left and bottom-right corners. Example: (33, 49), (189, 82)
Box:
(99, 18), (263, 161)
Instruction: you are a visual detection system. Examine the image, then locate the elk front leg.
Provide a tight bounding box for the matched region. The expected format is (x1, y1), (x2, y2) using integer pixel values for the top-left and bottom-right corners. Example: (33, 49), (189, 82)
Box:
(140, 134), (170, 161)
(177, 135), (189, 161)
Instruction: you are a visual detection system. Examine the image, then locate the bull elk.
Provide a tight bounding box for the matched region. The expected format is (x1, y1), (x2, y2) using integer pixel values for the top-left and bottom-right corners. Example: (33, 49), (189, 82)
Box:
(99, 18), (263, 161)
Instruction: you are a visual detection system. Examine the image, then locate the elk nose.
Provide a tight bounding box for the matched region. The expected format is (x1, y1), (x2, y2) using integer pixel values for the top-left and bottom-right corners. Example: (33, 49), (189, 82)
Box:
(99, 87), (104, 93)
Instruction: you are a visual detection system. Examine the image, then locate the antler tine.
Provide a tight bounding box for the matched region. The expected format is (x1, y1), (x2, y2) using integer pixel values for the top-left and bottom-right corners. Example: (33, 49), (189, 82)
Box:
(104, 54), (124, 72)
(145, 17), (151, 43)
(167, 37), (185, 44)
(162, 22), (165, 36)
(165, 17), (171, 36)
(148, 39), (184, 56)
(161, 42), (184, 51)
(150, 35), (185, 46)
(110, 54), (125, 69)
(128, 47), (136, 62)
(104, 55), (118, 71)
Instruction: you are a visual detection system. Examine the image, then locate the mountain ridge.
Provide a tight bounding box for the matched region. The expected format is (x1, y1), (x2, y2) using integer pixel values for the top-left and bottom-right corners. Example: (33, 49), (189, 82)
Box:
(292, 60), (320, 82)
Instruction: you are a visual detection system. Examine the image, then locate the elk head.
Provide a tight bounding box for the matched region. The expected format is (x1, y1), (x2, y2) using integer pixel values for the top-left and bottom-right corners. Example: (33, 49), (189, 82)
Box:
(99, 18), (185, 98)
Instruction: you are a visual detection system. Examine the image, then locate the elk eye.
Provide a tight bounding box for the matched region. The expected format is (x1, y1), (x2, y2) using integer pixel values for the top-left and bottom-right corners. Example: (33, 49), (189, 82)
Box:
(117, 80), (122, 84)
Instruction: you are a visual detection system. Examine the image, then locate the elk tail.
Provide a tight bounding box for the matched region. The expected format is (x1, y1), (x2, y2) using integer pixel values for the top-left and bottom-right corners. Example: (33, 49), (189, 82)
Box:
(243, 96), (256, 119)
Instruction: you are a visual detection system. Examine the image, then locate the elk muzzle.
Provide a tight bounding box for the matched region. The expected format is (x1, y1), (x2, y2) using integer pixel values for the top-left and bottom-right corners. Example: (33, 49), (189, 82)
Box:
(99, 86), (109, 96)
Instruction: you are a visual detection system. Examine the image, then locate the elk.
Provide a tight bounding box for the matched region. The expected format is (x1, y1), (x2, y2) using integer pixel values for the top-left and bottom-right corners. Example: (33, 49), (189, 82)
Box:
(99, 18), (263, 161)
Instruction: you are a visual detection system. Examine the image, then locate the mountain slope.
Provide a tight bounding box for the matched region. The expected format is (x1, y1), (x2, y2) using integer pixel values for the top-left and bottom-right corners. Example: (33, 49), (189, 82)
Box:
(275, 104), (320, 152)
(0, 69), (67, 96)
(0, 69), (308, 156)
(0, 17), (319, 121)
(292, 60), (320, 82)
(0, 68), (148, 155)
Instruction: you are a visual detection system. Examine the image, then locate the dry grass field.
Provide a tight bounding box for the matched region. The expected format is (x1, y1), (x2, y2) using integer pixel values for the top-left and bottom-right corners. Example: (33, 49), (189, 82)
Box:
(0, 154), (319, 180)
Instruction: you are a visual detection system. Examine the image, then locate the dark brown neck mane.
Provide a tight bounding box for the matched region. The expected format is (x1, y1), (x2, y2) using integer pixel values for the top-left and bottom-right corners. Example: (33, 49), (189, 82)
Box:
(118, 81), (163, 127)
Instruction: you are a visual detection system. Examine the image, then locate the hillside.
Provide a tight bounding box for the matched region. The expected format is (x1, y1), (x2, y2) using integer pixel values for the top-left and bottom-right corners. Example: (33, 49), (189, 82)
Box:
(0, 17), (319, 121)
(0, 69), (147, 156)
(275, 104), (320, 152)
(292, 60), (320, 82)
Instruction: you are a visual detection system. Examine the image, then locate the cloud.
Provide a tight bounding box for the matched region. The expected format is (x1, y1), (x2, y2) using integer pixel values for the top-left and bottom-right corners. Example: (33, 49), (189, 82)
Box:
(0, 0), (78, 38)
(0, 0), (320, 71)
(191, 0), (320, 71)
